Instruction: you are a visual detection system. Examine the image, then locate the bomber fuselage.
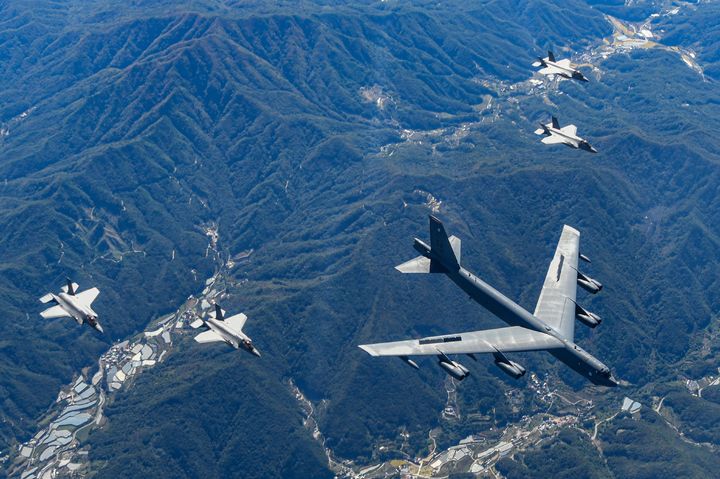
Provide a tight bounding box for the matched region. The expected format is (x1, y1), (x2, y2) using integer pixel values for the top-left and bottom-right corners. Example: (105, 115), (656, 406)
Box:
(416, 241), (616, 386)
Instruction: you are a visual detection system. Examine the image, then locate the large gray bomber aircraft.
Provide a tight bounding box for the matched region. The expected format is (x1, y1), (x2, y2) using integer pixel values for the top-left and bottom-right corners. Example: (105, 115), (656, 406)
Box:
(39, 279), (103, 333)
(191, 304), (261, 357)
(359, 216), (618, 387)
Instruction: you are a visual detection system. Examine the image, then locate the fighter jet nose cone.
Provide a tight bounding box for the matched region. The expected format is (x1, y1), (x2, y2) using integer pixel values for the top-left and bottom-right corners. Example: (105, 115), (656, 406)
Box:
(251, 347), (261, 357)
(95, 324), (104, 333)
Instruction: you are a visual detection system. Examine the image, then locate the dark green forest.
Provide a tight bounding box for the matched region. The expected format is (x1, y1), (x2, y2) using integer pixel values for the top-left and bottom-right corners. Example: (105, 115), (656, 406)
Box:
(1, 0), (719, 477)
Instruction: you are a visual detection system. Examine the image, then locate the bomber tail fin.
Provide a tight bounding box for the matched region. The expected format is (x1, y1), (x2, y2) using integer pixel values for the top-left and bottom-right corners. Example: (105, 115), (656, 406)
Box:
(395, 216), (461, 274)
(429, 216), (460, 271)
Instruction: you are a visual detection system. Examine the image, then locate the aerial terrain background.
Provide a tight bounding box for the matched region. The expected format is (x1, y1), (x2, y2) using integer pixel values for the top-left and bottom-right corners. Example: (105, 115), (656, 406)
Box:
(1, 0), (719, 477)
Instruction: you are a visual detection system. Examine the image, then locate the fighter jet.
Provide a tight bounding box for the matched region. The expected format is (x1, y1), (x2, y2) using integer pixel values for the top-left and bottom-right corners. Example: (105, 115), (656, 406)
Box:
(359, 216), (617, 387)
(533, 50), (588, 82)
(535, 116), (597, 153)
(39, 279), (103, 333)
(190, 304), (261, 357)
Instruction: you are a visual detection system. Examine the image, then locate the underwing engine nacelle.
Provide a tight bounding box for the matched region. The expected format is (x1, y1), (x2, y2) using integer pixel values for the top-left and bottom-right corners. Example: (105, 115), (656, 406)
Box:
(437, 352), (469, 381)
(575, 303), (601, 328)
(493, 349), (526, 379)
(577, 271), (602, 294)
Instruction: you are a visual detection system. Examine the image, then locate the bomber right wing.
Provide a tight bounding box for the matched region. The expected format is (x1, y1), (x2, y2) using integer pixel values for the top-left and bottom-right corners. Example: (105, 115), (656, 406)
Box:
(359, 326), (563, 357)
(533, 225), (580, 340)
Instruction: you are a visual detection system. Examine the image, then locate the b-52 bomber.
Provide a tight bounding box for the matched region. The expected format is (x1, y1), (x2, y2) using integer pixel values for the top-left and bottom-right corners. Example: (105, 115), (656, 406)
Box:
(359, 216), (617, 387)
(191, 304), (261, 357)
(533, 50), (588, 82)
(39, 279), (103, 333)
(535, 116), (597, 153)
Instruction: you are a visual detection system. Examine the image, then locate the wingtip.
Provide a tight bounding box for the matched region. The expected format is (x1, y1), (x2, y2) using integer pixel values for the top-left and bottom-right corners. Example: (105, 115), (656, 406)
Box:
(358, 344), (379, 357)
(562, 224), (581, 236)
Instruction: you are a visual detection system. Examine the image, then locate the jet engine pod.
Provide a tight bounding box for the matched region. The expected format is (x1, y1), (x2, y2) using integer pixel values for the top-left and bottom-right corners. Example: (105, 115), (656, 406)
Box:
(438, 358), (469, 381)
(575, 303), (601, 328)
(494, 359), (526, 379)
(577, 271), (603, 294)
(399, 355), (420, 370)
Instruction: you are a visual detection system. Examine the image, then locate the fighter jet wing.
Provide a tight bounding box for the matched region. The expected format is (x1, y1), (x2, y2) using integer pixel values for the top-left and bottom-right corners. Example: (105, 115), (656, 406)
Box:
(539, 66), (565, 76)
(194, 330), (225, 344)
(224, 313), (248, 332)
(541, 135), (567, 144)
(75, 287), (100, 307)
(40, 305), (71, 319)
(555, 59), (572, 68)
(560, 124), (578, 136)
(533, 225), (579, 339)
(359, 326), (563, 357)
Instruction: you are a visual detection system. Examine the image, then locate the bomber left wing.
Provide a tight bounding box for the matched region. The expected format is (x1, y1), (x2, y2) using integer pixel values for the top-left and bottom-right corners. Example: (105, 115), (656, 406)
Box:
(359, 326), (562, 357)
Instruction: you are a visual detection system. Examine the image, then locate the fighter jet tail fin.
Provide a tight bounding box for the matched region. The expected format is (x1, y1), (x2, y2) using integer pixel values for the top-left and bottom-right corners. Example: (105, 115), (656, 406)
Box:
(61, 278), (78, 295)
(551, 116), (560, 129)
(548, 50), (556, 62)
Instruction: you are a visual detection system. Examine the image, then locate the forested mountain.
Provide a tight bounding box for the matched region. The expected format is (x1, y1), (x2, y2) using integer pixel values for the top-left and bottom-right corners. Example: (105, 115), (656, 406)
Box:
(1, 1), (719, 477)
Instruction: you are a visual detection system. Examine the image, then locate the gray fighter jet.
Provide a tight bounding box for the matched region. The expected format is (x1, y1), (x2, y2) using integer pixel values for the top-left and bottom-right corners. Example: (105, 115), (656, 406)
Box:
(191, 304), (261, 357)
(359, 216), (617, 387)
(39, 279), (103, 333)
(533, 50), (588, 82)
(535, 116), (597, 153)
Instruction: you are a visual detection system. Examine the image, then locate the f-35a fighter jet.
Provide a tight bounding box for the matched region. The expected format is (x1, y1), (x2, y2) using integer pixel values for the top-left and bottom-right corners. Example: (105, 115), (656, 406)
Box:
(359, 216), (617, 387)
(191, 304), (261, 357)
(535, 116), (597, 153)
(39, 279), (103, 333)
(533, 50), (588, 82)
